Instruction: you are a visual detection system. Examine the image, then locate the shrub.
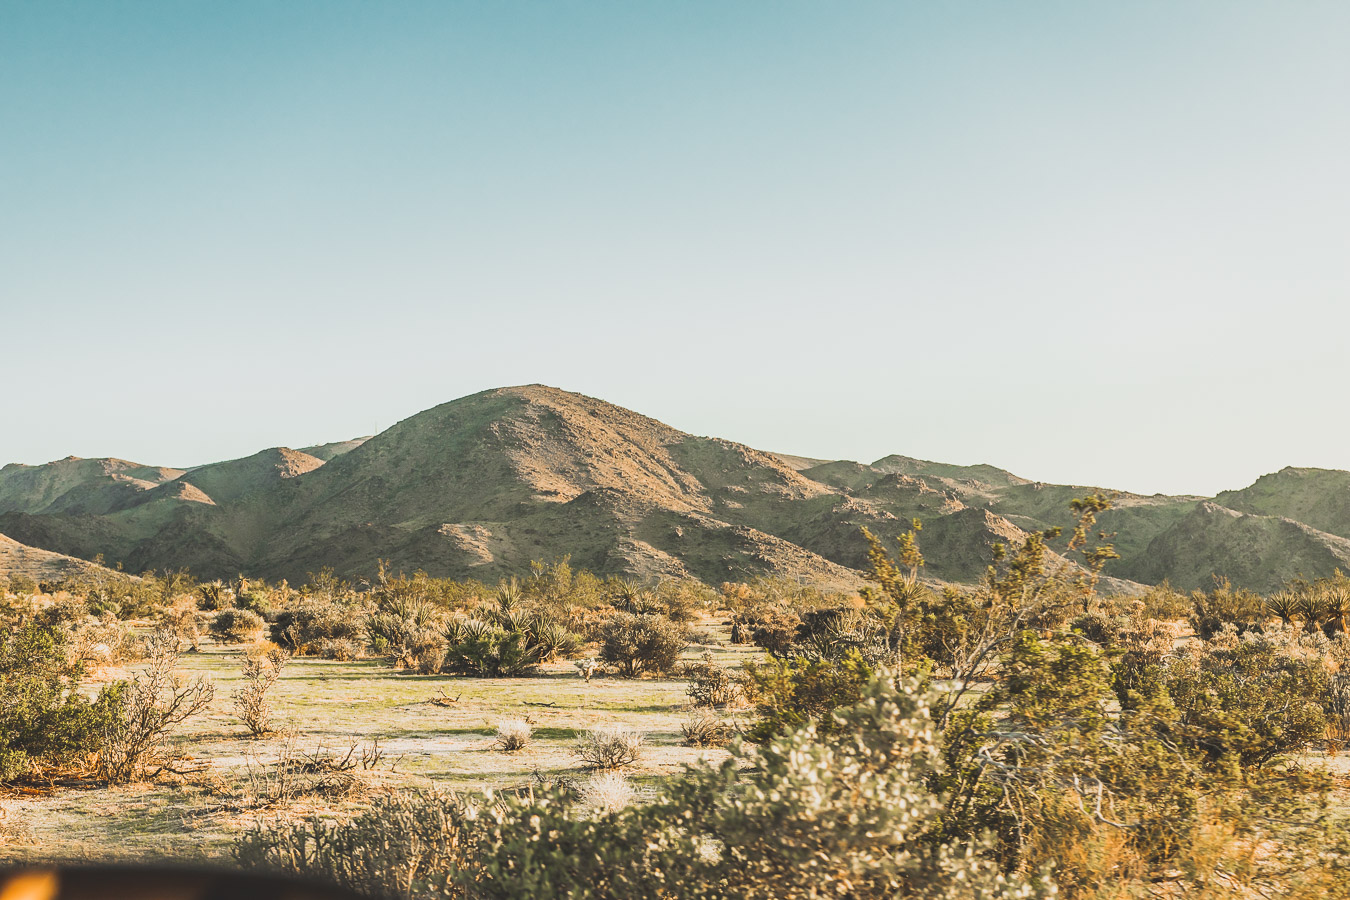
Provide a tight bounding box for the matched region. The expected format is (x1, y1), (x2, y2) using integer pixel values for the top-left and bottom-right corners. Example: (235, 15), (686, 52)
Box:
(597, 613), (687, 677)
(271, 600), (366, 655)
(158, 597), (205, 652)
(580, 772), (635, 813)
(233, 644), (289, 737)
(233, 788), (478, 900)
(99, 629), (215, 782)
(680, 709), (731, 748)
(0, 621), (121, 781)
(743, 650), (873, 743)
(316, 637), (361, 661)
(494, 720), (533, 752)
(442, 618), (541, 677)
(464, 673), (1052, 900)
(71, 616), (146, 666)
(210, 608), (265, 644)
(197, 581), (231, 611)
(574, 724), (644, 769)
(366, 597), (444, 669)
(234, 588), (272, 616)
(1190, 578), (1265, 640)
(735, 609), (800, 655)
(1166, 630), (1328, 768)
(684, 652), (743, 708)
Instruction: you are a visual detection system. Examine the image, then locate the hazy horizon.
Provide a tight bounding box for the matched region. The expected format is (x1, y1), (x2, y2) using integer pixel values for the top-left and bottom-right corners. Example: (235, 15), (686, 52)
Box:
(4, 2), (1348, 496)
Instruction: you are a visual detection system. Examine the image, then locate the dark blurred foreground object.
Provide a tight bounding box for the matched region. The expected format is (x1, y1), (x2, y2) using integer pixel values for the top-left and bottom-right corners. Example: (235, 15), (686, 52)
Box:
(0, 866), (369, 900)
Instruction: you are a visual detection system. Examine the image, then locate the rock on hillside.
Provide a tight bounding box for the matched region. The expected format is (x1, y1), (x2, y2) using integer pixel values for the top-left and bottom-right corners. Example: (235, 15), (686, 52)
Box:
(300, 437), (371, 462)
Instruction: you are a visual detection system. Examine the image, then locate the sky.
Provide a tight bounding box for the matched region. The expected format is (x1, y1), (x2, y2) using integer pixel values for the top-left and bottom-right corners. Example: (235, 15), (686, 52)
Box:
(2, 2), (1348, 497)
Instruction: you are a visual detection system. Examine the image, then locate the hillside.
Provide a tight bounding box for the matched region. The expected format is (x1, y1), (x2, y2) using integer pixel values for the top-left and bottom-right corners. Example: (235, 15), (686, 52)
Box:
(1213, 467), (1350, 540)
(0, 531), (130, 585)
(2, 385), (1349, 592)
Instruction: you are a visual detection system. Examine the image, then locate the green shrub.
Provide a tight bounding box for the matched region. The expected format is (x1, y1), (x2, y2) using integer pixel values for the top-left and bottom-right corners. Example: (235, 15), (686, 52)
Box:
(270, 599), (366, 655)
(1165, 631), (1327, 768)
(597, 613), (687, 677)
(0, 621), (120, 781)
(465, 672), (1052, 900)
(235, 589), (272, 616)
(442, 618), (541, 677)
(1190, 579), (1265, 640)
(210, 608), (266, 643)
(742, 650), (873, 743)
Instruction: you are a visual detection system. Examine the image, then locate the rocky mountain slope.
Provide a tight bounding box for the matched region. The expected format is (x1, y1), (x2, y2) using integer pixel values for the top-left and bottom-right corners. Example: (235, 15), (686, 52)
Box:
(1, 385), (1346, 592)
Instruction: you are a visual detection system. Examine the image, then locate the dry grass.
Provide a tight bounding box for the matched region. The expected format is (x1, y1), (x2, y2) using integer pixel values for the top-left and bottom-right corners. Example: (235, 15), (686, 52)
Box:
(0, 619), (753, 865)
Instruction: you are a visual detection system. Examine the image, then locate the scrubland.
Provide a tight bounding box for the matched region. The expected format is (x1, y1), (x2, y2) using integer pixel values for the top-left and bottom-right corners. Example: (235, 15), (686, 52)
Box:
(6, 496), (1350, 898)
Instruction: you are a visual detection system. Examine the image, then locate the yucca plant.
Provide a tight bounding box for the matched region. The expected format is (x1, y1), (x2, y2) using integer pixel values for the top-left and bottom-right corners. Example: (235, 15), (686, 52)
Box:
(531, 621), (581, 661)
(1324, 586), (1350, 635)
(495, 578), (523, 615)
(1263, 590), (1301, 626)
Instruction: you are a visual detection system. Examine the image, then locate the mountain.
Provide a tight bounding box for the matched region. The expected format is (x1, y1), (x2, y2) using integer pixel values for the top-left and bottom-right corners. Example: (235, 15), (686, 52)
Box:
(0, 384), (1347, 593)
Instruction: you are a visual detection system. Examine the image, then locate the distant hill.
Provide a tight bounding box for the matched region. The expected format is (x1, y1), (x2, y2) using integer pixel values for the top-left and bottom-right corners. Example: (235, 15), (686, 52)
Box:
(1, 385), (1347, 593)
(0, 531), (131, 585)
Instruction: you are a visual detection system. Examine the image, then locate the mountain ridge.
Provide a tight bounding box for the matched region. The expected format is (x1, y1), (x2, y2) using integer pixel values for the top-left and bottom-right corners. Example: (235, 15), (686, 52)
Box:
(1, 384), (1345, 593)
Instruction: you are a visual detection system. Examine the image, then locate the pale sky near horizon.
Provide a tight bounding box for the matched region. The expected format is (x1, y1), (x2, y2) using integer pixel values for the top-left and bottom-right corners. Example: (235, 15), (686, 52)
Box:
(3, 2), (1348, 497)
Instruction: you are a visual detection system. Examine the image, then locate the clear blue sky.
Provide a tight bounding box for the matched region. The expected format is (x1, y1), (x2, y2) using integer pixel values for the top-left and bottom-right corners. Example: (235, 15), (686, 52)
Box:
(3, 2), (1347, 496)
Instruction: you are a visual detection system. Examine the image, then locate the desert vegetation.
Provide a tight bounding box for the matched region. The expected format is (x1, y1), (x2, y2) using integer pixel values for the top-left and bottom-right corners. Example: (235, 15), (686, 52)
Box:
(7, 503), (1350, 897)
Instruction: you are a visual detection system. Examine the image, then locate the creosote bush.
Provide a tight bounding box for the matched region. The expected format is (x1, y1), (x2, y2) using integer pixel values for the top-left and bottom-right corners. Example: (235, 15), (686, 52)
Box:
(597, 613), (687, 677)
(210, 608), (265, 644)
(0, 621), (120, 781)
(680, 708), (731, 747)
(683, 652), (743, 708)
(234, 789), (476, 900)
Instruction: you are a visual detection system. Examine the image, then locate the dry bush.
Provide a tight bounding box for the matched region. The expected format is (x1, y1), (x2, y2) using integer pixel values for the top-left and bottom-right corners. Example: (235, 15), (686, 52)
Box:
(494, 720), (532, 752)
(684, 652), (744, 708)
(71, 616), (145, 667)
(681, 709), (731, 748)
(574, 724), (644, 769)
(580, 771), (635, 813)
(99, 629), (215, 783)
(233, 644), (290, 737)
(240, 732), (388, 809)
(234, 788), (477, 900)
(317, 638), (361, 661)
